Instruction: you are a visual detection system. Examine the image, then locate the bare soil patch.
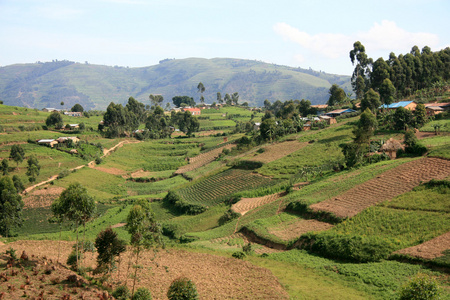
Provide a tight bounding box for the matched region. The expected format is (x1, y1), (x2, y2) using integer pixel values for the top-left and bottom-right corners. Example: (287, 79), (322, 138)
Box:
(394, 231), (450, 260)
(310, 157), (450, 218)
(22, 186), (65, 208)
(0, 240), (289, 299)
(130, 169), (155, 178)
(93, 166), (127, 176)
(232, 192), (285, 216)
(197, 130), (224, 137)
(175, 144), (235, 175)
(269, 220), (334, 241)
(416, 131), (437, 140)
(248, 141), (308, 163)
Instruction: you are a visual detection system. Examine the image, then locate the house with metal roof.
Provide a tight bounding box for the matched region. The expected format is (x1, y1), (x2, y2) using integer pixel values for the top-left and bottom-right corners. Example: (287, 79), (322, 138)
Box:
(379, 101), (417, 111)
(324, 108), (356, 118)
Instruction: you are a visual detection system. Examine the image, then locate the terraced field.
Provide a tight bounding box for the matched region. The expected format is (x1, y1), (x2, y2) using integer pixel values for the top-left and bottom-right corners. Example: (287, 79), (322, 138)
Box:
(395, 231), (450, 260)
(310, 157), (450, 218)
(248, 140), (308, 163)
(231, 192), (285, 215)
(268, 219), (334, 241)
(177, 169), (277, 206)
(175, 143), (235, 175)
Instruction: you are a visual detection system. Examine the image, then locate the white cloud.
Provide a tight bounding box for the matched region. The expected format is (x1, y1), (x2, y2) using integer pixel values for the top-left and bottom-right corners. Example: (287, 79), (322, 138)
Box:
(357, 20), (439, 51)
(274, 20), (440, 60)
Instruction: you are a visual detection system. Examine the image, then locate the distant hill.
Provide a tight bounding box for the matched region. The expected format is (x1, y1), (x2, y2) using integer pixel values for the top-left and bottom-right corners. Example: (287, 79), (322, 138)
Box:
(0, 58), (351, 110)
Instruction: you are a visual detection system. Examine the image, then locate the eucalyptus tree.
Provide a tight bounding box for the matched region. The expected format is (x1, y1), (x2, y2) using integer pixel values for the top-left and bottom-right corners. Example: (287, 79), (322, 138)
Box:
(52, 183), (96, 269)
(0, 176), (24, 237)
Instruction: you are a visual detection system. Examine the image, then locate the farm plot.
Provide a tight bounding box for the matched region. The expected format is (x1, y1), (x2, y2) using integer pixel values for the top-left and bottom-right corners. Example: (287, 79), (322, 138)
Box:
(22, 186), (65, 208)
(310, 157), (450, 218)
(394, 231), (450, 260)
(177, 169), (277, 206)
(175, 143), (235, 175)
(231, 192), (285, 215)
(0, 240), (289, 300)
(248, 140), (309, 163)
(269, 219), (334, 241)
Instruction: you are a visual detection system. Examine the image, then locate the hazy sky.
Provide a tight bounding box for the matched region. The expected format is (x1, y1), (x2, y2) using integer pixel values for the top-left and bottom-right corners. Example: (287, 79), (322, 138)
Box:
(1, 0), (449, 75)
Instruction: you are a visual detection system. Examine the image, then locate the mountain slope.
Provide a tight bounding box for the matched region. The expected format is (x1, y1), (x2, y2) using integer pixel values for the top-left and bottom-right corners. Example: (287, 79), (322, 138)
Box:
(0, 58), (351, 110)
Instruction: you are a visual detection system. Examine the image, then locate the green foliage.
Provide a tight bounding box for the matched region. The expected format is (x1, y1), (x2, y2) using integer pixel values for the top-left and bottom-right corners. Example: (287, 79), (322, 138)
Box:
(172, 96), (196, 108)
(167, 277), (199, 300)
(45, 111), (63, 128)
(300, 232), (397, 263)
(232, 251), (246, 259)
(112, 285), (131, 300)
(9, 144), (25, 166)
(399, 273), (441, 300)
(133, 287), (152, 300)
(327, 84), (346, 106)
(94, 227), (126, 275)
(163, 191), (206, 215)
(360, 88), (381, 114)
(71, 103), (84, 112)
(0, 176), (24, 237)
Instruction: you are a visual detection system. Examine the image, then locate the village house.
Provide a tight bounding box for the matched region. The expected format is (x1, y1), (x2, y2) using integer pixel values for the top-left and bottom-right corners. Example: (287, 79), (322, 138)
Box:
(42, 108), (63, 113)
(67, 124), (80, 130)
(324, 108), (356, 118)
(380, 101), (417, 111)
(182, 108), (201, 115)
(319, 115), (337, 125)
(423, 102), (450, 116)
(56, 136), (80, 144)
(64, 111), (83, 117)
(37, 139), (58, 147)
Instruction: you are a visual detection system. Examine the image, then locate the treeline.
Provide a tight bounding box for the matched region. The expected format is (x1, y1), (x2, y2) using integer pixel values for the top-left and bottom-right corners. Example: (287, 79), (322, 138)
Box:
(101, 97), (199, 138)
(350, 42), (450, 100)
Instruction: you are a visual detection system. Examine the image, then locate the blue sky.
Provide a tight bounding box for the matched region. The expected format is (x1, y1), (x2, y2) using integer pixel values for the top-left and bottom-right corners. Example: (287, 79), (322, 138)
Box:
(1, 0), (449, 75)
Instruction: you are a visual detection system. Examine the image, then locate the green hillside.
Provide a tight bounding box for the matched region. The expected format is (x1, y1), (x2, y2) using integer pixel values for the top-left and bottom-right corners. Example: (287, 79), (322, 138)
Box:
(0, 58), (351, 110)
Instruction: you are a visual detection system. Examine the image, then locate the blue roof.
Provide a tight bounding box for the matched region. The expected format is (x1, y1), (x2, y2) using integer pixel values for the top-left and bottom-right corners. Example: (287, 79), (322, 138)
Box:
(380, 101), (414, 109)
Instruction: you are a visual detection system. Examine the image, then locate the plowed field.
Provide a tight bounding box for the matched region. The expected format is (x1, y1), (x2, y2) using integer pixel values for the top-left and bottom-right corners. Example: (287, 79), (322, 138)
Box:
(22, 186), (64, 208)
(0, 240), (289, 300)
(310, 157), (450, 218)
(175, 144), (235, 174)
(231, 192), (285, 215)
(268, 219), (334, 241)
(394, 231), (450, 260)
(248, 140), (308, 163)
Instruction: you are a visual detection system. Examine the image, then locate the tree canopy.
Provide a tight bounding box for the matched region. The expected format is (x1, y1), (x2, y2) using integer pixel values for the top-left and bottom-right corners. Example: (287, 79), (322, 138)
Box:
(71, 103), (84, 112)
(172, 96), (196, 108)
(0, 176), (24, 237)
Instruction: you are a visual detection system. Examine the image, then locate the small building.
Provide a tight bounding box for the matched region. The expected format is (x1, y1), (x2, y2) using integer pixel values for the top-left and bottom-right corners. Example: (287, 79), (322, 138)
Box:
(379, 138), (404, 159)
(37, 139), (58, 147)
(324, 108), (356, 118)
(68, 124), (79, 130)
(56, 136), (80, 144)
(423, 102), (450, 116)
(379, 101), (417, 111)
(64, 111), (82, 117)
(42, 108), (62, 113)
(319, 115), (337, 125)
(182, 108), (201, 115)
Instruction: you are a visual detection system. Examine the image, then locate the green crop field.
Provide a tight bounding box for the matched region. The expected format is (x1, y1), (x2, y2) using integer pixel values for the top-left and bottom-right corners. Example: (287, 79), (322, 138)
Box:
(1, 102), (449, 299)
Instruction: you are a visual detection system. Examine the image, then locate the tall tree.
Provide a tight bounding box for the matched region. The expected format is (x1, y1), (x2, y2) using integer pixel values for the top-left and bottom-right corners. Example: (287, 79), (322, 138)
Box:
(45, 111), (64, 129)
(360, 88), (381, 114)
(379, 78), (396, 107)
(149, 94), (164, 107)
(197, 82), (205, 104)
(126, 200), (163, 297)
(71, 103), (84, 112)
(216, 92), (222, 104)
(1, 159), (9, 175)
(9, 145), (25, 168)
(327, 84), (346, 106)
(231, 92), (239, 105)
(94, 228), (126, 277)
(0, 176), (24, 237)
(350, 41), (372, 99)
(26, 155), (40, 183)
(172, 96), (195, 108)
(370, 57), (391, 91)
(53, 183), (96, 269)
(126, 97), (146, 123)
(413, 103), (427, 128)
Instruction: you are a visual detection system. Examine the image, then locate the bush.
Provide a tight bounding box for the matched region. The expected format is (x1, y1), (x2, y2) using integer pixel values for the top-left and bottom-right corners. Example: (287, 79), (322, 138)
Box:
(167, 277), (199, 300)
(133, 287), (152, 300)
(112, 285), (130, 300)
(399, 273), (441, 300)
(163, 191), (206, 215)
(232, 251), (246, 259)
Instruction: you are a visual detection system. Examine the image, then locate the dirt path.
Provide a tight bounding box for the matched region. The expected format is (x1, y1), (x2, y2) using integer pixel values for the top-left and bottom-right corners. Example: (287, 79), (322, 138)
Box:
(394, 231), (450, 260)
(23, 140), (139, 195)
(310, 157), (450, 218)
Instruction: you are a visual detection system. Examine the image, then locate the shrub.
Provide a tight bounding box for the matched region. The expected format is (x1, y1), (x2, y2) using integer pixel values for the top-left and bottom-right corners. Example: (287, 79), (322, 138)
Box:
(218, 209), (240, 225)
(167, 277), (199, 300)
(232, 251), (246, 259)
(399, 273), (441, 300)
(112, 284), (130, 298)
(133, 287), (152, 300)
